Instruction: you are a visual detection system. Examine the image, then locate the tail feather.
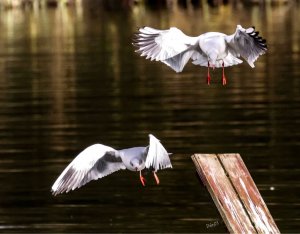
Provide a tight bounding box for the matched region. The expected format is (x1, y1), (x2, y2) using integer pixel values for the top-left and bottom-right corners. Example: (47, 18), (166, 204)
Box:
(192, 53), (242, 68)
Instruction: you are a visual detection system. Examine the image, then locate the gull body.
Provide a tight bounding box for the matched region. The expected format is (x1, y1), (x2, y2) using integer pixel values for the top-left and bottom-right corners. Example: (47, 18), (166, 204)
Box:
(51, 134), (172, 196)
(118, 147), (147, 171)
(133, 25), (267, 85)
(199, 32), (228, 65)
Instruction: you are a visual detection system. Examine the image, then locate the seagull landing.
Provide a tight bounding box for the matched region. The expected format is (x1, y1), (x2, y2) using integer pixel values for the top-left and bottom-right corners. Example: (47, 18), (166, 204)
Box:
(133, 25), (267, 85)
(51, 134), (172, 195)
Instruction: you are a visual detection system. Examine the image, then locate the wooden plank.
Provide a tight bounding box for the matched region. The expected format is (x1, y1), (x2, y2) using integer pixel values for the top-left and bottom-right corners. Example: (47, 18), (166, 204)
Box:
(219, 153), (280, 233)
(191, 154), (256, 233)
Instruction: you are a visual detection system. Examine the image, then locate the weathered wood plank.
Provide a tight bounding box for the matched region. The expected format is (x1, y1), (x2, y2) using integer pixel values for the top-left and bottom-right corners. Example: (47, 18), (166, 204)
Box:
(191, 154), (256, 233)
(219, 153), (280, 233)
(192, 153), (280, 234)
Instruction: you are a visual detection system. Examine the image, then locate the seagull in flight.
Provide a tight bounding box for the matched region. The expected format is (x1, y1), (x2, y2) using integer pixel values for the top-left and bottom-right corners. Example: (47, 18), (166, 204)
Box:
(133, 25), (267, 85)
(51, 134), (172, 195)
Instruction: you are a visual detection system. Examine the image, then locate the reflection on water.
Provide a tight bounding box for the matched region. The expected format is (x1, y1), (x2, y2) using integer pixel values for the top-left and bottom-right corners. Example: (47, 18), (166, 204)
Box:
(0, 1), (299, 233)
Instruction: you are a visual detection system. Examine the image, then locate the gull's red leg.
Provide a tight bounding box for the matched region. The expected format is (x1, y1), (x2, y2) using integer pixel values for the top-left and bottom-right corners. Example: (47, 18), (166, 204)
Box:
(139, 171), (146, 186)
(153, 172), (160, 185)
(207, 61), (211, 85)
(222, 62), (227, 85)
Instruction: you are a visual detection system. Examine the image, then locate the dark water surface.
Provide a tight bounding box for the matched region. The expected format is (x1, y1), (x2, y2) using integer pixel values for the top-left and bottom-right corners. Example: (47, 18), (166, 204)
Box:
(0, 1), (299, 233)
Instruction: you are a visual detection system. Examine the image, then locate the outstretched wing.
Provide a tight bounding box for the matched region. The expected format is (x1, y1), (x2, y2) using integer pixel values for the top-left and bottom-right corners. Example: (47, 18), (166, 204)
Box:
(133, 26), (201, 72)
(51, 144), (126, 195)
(226, 25), (267, 68)
(145, 134), (172, 172)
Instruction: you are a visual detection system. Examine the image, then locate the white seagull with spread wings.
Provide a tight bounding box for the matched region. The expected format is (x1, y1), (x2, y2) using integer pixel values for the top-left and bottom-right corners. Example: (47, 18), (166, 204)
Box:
(51, 134), (172, 195)
(133, 25), (267, 85)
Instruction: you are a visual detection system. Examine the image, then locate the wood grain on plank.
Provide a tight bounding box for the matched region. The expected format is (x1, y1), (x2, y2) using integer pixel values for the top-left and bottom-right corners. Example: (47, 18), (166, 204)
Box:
(192, 154), (256, 233)
(219, 153), (280, 233)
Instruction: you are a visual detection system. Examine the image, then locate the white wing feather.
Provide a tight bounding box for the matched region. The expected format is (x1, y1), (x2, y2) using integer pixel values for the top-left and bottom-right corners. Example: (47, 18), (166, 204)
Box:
(145, 134), (172, 172)
(226, 25), (267, 68)
(133, 27), (201, 72)
(51, 144), (126, 195)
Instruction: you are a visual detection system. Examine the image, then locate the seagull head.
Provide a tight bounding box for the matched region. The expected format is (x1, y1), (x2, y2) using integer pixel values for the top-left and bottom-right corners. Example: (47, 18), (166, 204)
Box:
(130, 157), (144, 171)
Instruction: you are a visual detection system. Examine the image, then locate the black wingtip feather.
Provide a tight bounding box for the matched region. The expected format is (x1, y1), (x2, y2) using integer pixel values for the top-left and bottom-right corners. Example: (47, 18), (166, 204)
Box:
(247, 27), (267, 50)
